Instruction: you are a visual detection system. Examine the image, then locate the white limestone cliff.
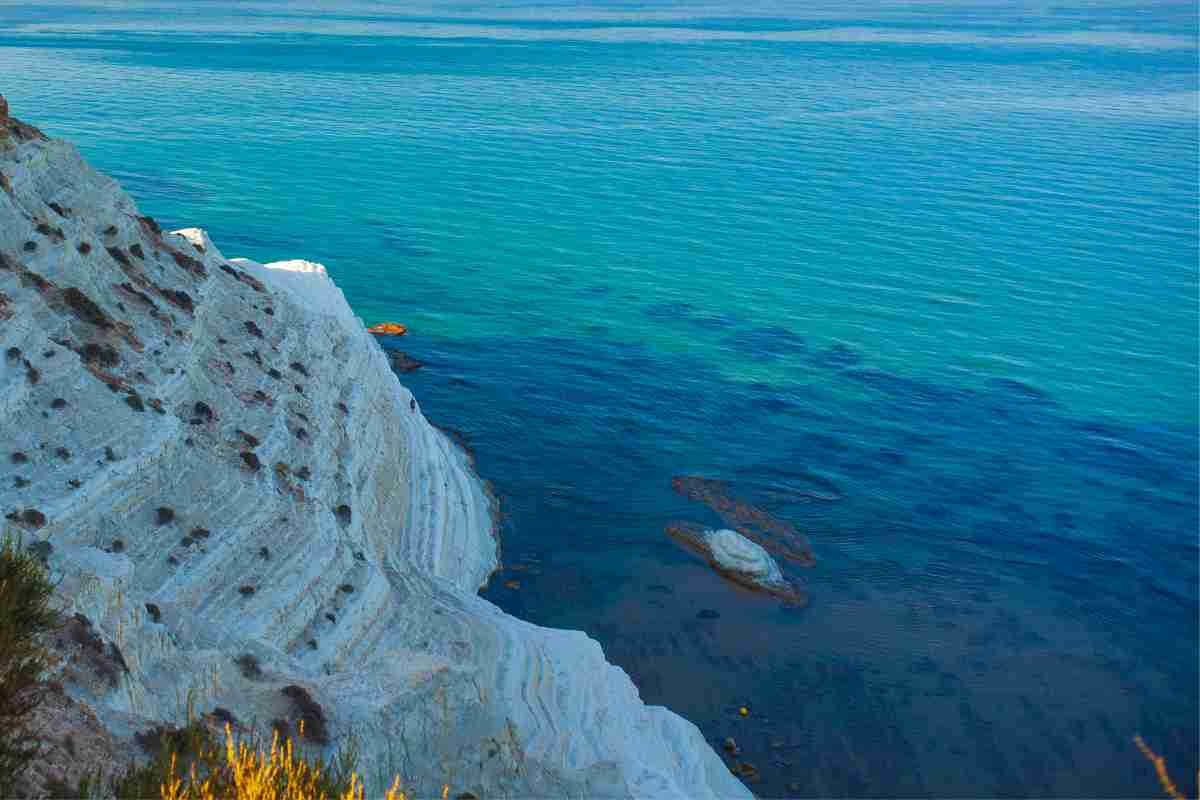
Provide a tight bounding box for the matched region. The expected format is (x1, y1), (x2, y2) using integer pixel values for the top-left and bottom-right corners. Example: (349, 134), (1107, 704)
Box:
(0, 105), (750, 799)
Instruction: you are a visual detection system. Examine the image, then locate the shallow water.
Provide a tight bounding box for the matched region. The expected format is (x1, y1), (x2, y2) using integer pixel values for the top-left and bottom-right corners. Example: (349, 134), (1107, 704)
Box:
(3, 1), (1196, 796)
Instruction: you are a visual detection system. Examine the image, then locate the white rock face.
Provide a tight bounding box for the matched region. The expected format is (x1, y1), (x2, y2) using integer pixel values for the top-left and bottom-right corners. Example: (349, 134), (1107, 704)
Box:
(0, 113), (750, 798)
(704, 529), (786, 586)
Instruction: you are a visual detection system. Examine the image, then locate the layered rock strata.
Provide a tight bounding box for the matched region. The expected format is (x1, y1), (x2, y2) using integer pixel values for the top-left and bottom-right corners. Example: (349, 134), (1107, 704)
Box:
(0, 101), (750, 799)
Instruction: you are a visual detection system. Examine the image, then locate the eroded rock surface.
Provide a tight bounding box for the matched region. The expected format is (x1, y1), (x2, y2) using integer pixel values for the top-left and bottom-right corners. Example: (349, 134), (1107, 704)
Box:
(0, 99), (750, 799)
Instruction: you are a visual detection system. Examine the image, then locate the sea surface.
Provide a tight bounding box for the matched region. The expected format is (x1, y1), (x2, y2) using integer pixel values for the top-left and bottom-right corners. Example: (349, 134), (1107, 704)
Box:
(2, 1), (1197, 796)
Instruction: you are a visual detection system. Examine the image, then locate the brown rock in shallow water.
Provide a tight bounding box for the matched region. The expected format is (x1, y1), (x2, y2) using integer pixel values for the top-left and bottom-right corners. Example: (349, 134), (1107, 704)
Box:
(665, 521), (808, 605)
(671, 475), (817, 567)
(368, 322), (407, 336)
(731, 762), (760, 782)
(387, 349), (424, 372)
(0, 94), (8, 122)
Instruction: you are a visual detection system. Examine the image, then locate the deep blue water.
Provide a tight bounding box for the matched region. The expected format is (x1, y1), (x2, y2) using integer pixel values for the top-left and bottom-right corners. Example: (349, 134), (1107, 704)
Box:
(2, 1), (1197, 796)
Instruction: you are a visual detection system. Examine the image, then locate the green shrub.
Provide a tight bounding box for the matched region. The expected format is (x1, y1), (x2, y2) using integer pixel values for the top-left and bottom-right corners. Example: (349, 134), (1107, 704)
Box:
(113, 720), (216, 799)
(0, 534), (59, 796)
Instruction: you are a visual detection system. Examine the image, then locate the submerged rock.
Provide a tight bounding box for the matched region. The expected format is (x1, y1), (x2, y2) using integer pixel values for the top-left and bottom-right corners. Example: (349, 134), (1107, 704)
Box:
(671, 475), (818, 567)
(385, 349), (424, 373)
(731, 761), (760, 782)
(666, 522), (807, 605)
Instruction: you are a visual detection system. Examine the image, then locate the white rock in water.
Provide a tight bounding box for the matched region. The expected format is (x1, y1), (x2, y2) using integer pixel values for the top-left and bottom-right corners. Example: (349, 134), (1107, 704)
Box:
(0, 108), (750, 799)
(704, 529), (786, 585)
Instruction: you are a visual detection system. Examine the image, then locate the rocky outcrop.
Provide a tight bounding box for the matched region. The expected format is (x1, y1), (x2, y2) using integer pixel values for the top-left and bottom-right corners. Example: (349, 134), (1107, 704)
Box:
(706, 528), (785, 584)
(0, 99), (750, 799)
(672, 475), (819, 567)
(665, 523), (807, 604)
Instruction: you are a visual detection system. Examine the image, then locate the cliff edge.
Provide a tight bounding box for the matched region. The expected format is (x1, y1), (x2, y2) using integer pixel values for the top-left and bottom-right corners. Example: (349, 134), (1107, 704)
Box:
(0, 100), (750, 799)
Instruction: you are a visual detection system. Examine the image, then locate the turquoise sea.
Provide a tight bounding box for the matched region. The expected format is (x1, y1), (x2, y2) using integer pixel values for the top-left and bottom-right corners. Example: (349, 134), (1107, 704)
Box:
(2, 1), (1197, 796)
